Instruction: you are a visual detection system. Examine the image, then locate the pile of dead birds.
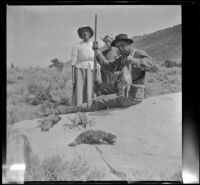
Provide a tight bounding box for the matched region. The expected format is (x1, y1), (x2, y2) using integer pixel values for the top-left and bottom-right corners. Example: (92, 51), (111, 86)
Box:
(37, 114), (61, 131)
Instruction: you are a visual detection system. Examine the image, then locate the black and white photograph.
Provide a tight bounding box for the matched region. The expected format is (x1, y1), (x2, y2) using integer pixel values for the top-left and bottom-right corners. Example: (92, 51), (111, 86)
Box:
(5, 5), (182, 182)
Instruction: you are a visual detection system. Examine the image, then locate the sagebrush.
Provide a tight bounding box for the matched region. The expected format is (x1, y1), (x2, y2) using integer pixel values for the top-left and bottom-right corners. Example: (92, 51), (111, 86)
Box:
(24, 154), (105, 181)
(7, 65), (181, 125)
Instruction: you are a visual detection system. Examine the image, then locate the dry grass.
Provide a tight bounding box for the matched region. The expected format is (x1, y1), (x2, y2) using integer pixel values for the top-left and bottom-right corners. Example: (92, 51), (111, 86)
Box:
(145, 66), (181, 98)
(7, 66), (181, 124)
(7, 67), (72, 124)
(7, 65), (182, 181)
(24, 154), (104, 181)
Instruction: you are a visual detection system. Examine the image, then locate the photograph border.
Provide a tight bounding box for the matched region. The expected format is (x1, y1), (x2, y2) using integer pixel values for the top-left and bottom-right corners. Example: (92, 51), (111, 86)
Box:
(2, 1), (199, 184)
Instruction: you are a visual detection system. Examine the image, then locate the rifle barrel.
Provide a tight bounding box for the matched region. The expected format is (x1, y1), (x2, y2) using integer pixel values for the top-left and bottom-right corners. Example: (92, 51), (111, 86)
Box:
(95, 14), (97, 41)
(93, 14), (98, 97)
(94, 14), (98, 82)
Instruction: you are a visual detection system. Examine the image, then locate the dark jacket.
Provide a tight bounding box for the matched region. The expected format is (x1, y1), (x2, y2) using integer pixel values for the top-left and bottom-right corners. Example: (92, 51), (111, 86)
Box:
(99, 47), (119, 83)
(96, 46), (159, 100)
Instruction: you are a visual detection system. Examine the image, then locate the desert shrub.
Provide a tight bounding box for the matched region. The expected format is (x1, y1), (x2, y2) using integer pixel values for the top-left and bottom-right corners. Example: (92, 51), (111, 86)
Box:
(64, 156), (90, 180)
(7, 83), (40, 124)
(35, 102), (65, 117)
(42, 155), (68, 181)
(146, 74), (156, 83)
(7, 102), (38, 125)
(86, 168), (105, 181)
(7, 79), (15, 85)
(7, 69), (26, 85)
(24, 154), (102, 181)
(166, 67), (182, 75)
(36, 102), (56, 117)
(26, 81), (52, 105)
(24, 68), (72, 106)
(144, 86), (153, 98)
(166, 69), (177, 75)
(7, 67), (73, 124)
(7, 71), (18, 85)
(7, 103), (19, 125)
(7, 98), (26, 125)
(7, 64), (182, 124)
(35, 102), (76, 117)
(145, 66), (182, 98)
(25, 155), (45, 181)
(169, 84), (181, 92)
(162, 75), (181, 85)
(17, 76), (23, 80)
(163, 59), (180, 68)
(170, 171), (182, 181)
(156, 73), (168, 82)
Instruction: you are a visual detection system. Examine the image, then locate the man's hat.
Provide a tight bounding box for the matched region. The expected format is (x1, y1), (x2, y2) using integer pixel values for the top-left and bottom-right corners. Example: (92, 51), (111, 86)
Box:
(77, 26), (94, 39)
(111, 34), (133, 47)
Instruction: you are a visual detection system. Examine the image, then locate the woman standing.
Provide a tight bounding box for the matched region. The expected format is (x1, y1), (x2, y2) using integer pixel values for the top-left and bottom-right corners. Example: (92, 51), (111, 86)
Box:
(71, 26), (101, 106)
(100, 34), (119, 83)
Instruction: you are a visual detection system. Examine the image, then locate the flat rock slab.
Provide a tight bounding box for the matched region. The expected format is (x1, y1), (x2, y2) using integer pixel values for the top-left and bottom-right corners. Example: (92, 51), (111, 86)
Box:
(7, 92), (182, 181)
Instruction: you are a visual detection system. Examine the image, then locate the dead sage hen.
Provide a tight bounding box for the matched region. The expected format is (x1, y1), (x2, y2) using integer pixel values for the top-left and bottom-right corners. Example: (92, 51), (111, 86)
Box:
(68, 130), (117, 146)
(63, 111), (92, 130)
(37, 114), (61, 131)
(112, 58), (132, 97)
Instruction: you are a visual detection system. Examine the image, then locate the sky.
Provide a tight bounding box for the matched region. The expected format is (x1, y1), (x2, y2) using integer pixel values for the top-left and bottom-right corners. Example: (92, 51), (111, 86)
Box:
(7, 5), (181, 68)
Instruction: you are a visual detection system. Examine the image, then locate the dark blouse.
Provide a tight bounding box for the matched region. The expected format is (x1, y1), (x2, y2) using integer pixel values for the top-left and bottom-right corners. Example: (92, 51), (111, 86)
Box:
(98, 47), (119, 83)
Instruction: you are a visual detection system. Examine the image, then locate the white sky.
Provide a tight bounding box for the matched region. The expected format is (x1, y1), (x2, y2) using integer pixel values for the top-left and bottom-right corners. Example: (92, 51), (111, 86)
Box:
(7, 5), (181, 67)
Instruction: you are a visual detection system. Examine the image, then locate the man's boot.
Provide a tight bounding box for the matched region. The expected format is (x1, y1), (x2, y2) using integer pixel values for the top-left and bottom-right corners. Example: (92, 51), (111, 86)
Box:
(55, 102), (91, 114)
(55, 105), (80, 114)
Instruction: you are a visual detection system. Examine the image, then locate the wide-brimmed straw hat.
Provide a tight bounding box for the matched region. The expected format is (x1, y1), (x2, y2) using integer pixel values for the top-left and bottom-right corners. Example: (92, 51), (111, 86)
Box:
(111, 34), (133, 47)
(77, 26), (94, 39)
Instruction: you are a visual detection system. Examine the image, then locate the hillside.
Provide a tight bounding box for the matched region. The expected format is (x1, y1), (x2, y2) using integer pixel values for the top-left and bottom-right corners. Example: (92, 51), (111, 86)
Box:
(131, 24), (182, 62)
(59, 24), (181, 67)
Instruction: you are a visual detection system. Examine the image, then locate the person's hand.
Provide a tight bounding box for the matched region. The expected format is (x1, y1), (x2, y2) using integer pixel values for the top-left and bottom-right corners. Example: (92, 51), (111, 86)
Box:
(127, 55), (134, 61)
(115, 55), (121, 60)
(127, 56), (141, 68)
(92, 41), (98, 51)
(96, 50), (101, 55)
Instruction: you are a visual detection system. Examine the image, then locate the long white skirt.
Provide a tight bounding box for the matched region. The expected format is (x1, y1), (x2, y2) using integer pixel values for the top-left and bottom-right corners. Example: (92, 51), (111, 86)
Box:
(72, 67), (101, 106)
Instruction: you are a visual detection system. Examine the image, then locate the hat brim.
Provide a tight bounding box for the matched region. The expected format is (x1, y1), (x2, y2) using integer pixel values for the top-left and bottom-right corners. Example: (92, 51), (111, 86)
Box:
(102, 35), (114, 42)
(111, 39), (133, 47)
(78, 26), (94, 39)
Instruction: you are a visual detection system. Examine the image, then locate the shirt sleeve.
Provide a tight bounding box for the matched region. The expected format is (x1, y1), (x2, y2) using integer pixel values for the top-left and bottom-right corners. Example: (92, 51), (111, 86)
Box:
(132, 49), (159, 72)
(71, 45), (78, 66)
(96, 51), (118, 71)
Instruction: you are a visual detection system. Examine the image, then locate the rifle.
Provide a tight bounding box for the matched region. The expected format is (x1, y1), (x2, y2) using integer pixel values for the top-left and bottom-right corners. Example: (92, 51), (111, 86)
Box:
(93, 14), (99, 97)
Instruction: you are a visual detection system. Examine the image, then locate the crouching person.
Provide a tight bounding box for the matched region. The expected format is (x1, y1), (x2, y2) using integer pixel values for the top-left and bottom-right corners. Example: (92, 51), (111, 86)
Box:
(60, 33), (159, 113)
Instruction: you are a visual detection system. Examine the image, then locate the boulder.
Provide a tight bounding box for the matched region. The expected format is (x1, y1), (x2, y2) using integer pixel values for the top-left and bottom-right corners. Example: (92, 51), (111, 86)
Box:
(7, 92), (182, 181)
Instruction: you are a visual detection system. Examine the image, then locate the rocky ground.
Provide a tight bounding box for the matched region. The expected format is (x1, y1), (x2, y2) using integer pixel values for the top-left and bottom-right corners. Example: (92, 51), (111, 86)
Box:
(6, 92), (182, 181)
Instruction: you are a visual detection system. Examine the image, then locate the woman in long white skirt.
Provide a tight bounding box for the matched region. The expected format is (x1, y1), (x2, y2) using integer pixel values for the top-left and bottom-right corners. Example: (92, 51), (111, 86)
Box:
(71, 26), (101, 106)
